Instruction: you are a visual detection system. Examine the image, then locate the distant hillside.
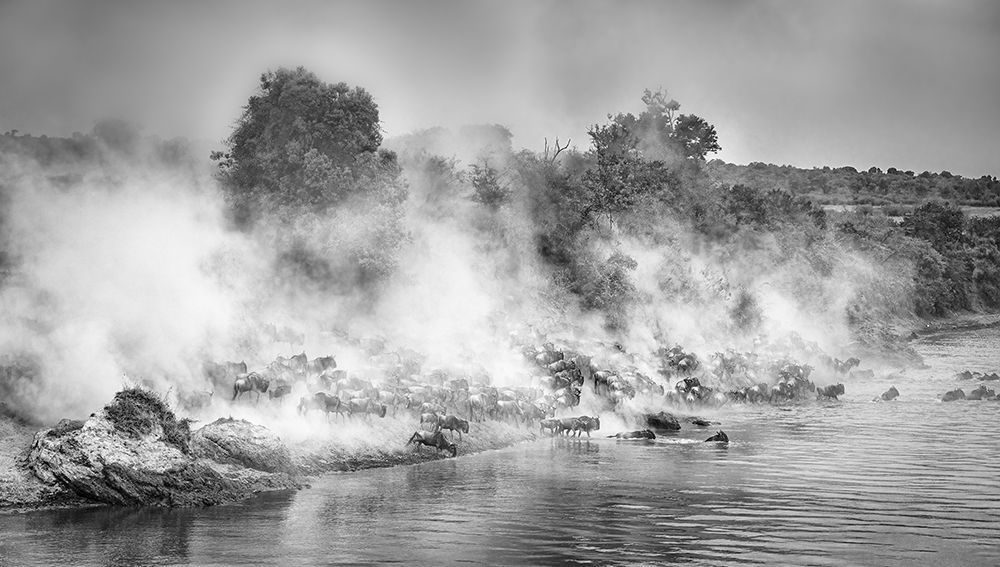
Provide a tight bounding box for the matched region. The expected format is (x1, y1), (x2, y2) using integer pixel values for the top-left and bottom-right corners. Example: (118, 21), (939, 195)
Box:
(706, 160), (1000, 208)
(0, 123), (208, 178)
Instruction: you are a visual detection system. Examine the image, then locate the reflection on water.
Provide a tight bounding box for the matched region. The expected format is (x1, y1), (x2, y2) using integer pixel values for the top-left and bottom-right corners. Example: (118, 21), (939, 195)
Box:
(2, 328), (1000, 566)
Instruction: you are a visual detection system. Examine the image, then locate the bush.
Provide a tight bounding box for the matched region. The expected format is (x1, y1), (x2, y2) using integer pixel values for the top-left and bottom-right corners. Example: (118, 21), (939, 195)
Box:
(104, 388), (192, 454)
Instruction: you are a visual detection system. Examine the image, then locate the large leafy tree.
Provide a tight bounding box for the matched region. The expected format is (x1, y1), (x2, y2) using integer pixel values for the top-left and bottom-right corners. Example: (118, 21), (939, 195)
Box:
(609, 88), (721, 162)
(213, 67), (402, 221)
(583, 120), (673, 228)
(213, 67), (408, 285)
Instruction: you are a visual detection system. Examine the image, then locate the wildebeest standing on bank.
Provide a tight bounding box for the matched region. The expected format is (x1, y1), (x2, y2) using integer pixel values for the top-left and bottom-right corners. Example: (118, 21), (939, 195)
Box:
(298, 392), (344, 420)
(347, 397), (388, 419)
(233, 372), (270, 402)
(407, 430), (457, 457)
(306, 355), (337, 378)
(438, 415), (470, 441)
(268, 381), (292, 402)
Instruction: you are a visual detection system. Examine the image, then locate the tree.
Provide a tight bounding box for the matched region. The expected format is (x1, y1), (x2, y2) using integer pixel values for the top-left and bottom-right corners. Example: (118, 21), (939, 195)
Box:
(671, 114), (720, 160)
(213, 67), (398, 221)
(469, 160), (511, 209)
(607, 89), (721, 162)
(213, 67), (409, 286)
(901, 202), (966, 252)
(583, 120), (672, 228)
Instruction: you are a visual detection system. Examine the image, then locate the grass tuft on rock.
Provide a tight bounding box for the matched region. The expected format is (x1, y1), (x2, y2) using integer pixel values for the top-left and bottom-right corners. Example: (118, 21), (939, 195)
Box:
(104, 387), (192, 454)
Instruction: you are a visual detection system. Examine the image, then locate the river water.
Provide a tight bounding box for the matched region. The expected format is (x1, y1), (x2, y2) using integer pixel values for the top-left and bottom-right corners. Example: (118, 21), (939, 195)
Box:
(2, 327), (999, 566)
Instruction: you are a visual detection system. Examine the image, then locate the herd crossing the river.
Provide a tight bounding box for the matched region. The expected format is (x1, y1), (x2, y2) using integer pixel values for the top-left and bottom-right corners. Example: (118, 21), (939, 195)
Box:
(188, 332), (937, 459)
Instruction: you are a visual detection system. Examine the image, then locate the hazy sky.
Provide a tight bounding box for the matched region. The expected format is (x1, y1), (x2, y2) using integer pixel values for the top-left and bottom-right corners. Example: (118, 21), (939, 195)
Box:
(1, 0), (997, 176)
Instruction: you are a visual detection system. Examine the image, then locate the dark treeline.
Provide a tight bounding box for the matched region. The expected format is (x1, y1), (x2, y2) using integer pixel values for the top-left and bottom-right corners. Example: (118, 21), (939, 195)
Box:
(708, 160), (1000, 208)
(1, 120), (201, 173)
(4, 66), (1000, 340)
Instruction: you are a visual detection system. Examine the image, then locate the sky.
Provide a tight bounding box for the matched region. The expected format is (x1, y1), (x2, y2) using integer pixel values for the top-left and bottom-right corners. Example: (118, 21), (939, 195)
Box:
(0, 0), (998, 177)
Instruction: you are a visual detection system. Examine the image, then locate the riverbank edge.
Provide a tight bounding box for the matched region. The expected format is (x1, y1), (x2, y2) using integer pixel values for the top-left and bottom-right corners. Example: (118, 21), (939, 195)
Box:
(0, 412), (538, 514)
(4, 311), (996, 514)
(908, 311), (1000, 337)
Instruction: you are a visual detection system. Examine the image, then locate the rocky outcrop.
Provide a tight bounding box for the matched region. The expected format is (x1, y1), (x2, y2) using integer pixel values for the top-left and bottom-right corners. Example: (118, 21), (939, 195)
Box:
(27, 389), (300, 506)
(190, 418), (293, 474)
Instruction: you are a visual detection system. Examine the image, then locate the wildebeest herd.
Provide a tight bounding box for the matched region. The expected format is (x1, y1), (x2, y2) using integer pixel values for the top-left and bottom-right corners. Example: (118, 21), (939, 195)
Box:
(189, 331), (878, 459)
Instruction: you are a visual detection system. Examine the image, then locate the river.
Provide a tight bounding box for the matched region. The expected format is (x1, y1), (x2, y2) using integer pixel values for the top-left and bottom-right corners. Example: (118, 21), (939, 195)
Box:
(2, 326), (999, 566)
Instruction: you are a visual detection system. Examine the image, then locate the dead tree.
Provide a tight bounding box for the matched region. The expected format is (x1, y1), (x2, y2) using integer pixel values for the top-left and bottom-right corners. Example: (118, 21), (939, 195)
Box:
(543, 137), (570, 163)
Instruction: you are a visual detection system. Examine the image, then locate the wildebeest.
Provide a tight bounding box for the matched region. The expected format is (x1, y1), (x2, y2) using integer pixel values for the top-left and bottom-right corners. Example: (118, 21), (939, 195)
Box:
(264, 360), (297, 385)
(298, 392), (344, 420)
(495, 400), (523, 424)
(539, 418), (561, 436)
(555, 417), (579, 435)
(520, 402), (550, 427)
(833, 357), (861, 374)
(967, 384), (997, 401)
(420, 412), (442, 430)
(407, 430), (457, 457)
(233, 372), (270, 402)
(880, 386), (900, 401)
(203, 360), (246, 391)
(705, 430), (729, 443)
(417, 402), (446, 416)
(347, 397), (388, 418)
(535, 350), (563, 367)
(438, 415), (470, 441)
(377, 389), (404, 416)
(570, 415), (600, 437)
(467, 393), (495, 422)
(816, 383), (846, 400)
(268, 381), (292, 402)
(306, 355), (337, 377)
(942, 388), (966, 402)
(289, 352), (308, 375)
(609, 429), (655, 439)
